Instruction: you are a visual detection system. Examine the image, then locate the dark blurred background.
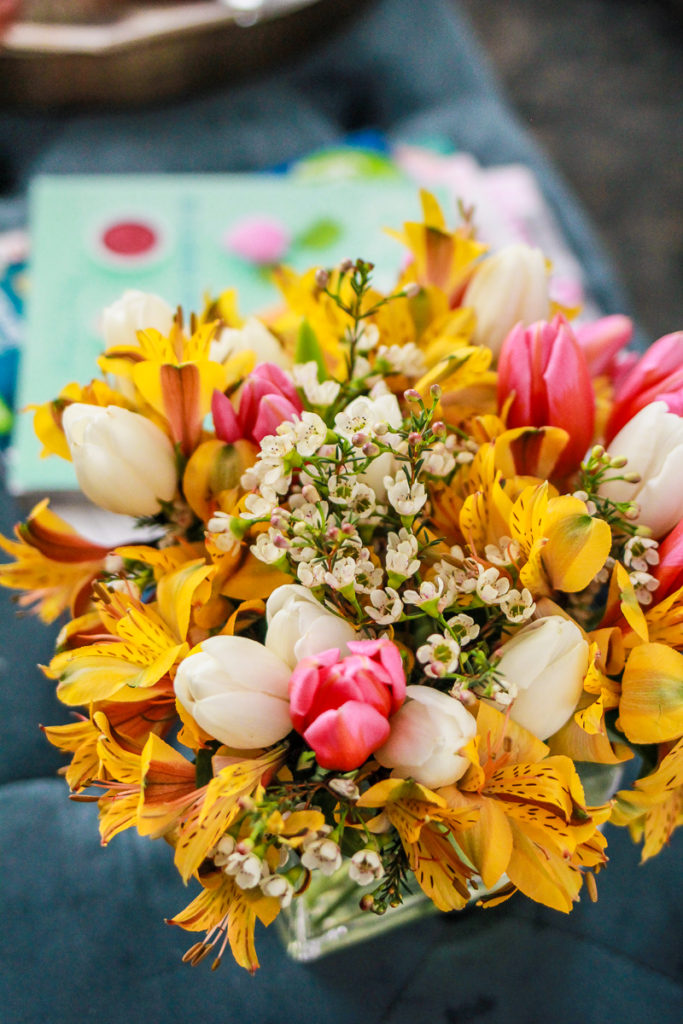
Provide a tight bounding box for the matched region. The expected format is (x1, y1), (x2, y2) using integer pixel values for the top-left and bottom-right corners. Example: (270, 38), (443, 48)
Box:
(460, 0), (683, 341)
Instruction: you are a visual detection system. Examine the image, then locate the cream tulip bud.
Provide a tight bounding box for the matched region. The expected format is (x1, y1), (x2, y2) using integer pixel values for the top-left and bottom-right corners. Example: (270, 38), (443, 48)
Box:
(497, 616), (589, 740)
(101, 289), (174, 348)
(601, 401), (683, 538)
(265, 584), (356, 669)
(210, 317), (289, 368)
(62, 404), (178, 517)
(173, 635), (292, 749)
(463, 244), (551, 358)
(374, 685), (477, 789)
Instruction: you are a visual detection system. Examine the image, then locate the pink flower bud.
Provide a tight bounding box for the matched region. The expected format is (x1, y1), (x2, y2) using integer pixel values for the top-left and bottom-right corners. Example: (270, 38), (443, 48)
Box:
(605, 332), (683, 444)
(288, 639), (406, 771)
(212, 362), (303, 445)
(574, 314), (633, 377)
(497, 315), (595, 477)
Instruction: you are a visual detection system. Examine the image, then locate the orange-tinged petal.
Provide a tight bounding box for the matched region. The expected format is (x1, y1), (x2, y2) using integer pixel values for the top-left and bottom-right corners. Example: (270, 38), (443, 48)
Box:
(618, 643), (683, 743)
(493, 425), (569, 480)
(456, 795), (513, 890)
(504, 821), (574, 913)
(155, 560), (213, 642)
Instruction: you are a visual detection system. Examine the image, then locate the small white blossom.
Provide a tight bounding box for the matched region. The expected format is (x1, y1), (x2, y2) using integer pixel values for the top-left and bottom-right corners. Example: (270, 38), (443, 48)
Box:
(384, 474), (428, 517)
(484, 536), (521, 567)
(475, 566), (510, 604)
(422, 442), (456, 478)
(213, 834), (236, 867)
(252, 528), (288, 564)
(386, 529), (421, 579)
(355, 554), (384, 593)
(595, 554), (616, 585)
(328, 778), (360, 801)
(445, 613), (480, 645)
(243, 491), (278, 520)
(349, 848), (385, 886)
(417, 632), (461, 678)
(623, 536), (660, 573)
(630, 570), (660, 606)
(223, 851), (265, 890)
(375, 342), (426, 378)
(300, 837), (343, 876)
(297, 560), (327, 588)
(499, 588), (536, 623)
(324, 556), (357, 591)
(294, 412), (328, 457)
(366, 587), (403, 625)
(292, 361), (341, 406)
(259, 873), (294, 908)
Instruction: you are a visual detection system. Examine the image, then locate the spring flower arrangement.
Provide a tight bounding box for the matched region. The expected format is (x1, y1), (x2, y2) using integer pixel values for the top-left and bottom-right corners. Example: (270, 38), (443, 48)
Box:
(2, 194), (682, 973)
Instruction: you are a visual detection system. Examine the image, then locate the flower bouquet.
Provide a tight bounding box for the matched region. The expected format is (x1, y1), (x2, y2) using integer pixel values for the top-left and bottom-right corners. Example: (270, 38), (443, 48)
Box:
(2, 193), (681, 973)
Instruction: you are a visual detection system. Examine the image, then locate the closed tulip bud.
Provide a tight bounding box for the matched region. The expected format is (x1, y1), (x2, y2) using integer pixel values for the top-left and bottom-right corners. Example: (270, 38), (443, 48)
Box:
(497, 315), (595, 477)
(100, 289), (174, 348)
(374, 685), (477, 788)
(496, 616), (589, 740)
(212, 362), (302, 446)
(174, 635), (292, 749)
(574, 314), (633, 377)
(602, 401), (683, 538)
(265, 584), (356, 669)
(463, 244), (551, 358)
(605, 331), (683, 444)
(62, 404), (178, 517)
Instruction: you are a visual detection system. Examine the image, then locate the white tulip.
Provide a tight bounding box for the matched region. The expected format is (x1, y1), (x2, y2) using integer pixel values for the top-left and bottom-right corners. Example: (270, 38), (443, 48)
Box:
(62, 404), (177, 517)
(463, 244), (551, 358)
(496, 616), (589, 740)
(265, 584), (356, 669)
(374, 685), (477, 789)
(210, 317), (289, 368)
(174, 635), (292, 749)
(601, 401), (683, 538)
(101, 290), (174, 348)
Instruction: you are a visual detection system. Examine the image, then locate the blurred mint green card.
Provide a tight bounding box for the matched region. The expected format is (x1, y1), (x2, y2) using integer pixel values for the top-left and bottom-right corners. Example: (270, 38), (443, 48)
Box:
(11, 174), (424, 497)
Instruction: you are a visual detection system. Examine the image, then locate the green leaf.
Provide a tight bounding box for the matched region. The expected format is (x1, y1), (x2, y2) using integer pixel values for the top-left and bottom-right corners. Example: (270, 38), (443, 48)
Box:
(295, 320), (328, 380)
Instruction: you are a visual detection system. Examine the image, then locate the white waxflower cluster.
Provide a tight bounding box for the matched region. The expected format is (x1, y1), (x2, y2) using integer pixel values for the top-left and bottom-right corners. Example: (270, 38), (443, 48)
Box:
(622, 536), (660, 605)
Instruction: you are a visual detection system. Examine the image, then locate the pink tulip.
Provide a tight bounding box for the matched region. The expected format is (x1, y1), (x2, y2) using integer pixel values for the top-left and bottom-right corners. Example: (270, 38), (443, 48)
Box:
(288, 638), (406, 771)
(574, 314), (633, 378)
(653, 519), (683, 599)
(605, 332), (683, 444)
(497, 314), (595, 477)
(212, 362), (302, 445)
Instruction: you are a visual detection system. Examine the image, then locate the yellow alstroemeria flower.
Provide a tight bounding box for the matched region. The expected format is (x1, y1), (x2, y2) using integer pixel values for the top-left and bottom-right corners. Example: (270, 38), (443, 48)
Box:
(386, 190), (487, 301)
(46, 558), (213, 707)
(611, 738), (683, 860)
(0, 499), (109, 622)
(168, 871), (280, 974)
(357, 777), (479, 912)
(441, 703), (610, 912)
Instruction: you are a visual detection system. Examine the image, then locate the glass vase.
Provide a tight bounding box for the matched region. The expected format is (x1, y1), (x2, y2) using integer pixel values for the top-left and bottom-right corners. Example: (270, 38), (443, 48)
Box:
(276, 761), (624, 962)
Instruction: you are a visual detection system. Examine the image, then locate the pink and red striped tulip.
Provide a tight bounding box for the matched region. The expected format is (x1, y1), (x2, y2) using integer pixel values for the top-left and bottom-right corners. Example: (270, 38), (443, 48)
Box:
(288, 638), (406, 771)
(212, 362), (302, 446)
(605, 332), (683, 444)
(497, 314), (595, 477)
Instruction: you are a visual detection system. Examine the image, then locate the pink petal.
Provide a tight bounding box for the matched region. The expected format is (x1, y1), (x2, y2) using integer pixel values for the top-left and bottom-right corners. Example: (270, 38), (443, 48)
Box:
(253, 394), (301, 442)
(303, 702), (391, 771)
(212, 389), (241, 443)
